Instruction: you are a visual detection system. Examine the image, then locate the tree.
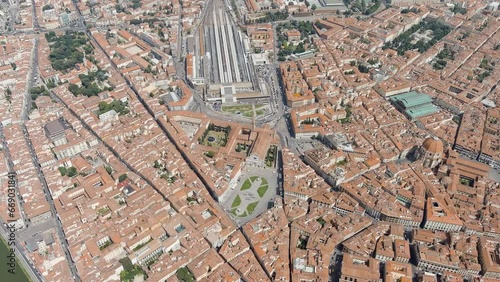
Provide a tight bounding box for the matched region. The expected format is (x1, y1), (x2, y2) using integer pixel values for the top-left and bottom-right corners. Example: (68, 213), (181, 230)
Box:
(67, 167), (77, 177)
(58, 167), (67, 176)
(30, 86), (47, 95)
(46, 79), (57, 89)
(176, 267), (194, 282)
(118, 174), (127, 182)
(367, 58), (378, 65)
(115, 4), (124, 13)
(294, 42), (305, 53)
(452, 5), (467, 15)
(153, 160), (161, 169)
(42, 4), (53, 11)
(119, 257), (145, 282)
(131, 0), (142, 9)
(358, 64), (369, 73)
(105, 166), (112, 175)
(311, 4), (317, 10)
(83, 45), (93, 55)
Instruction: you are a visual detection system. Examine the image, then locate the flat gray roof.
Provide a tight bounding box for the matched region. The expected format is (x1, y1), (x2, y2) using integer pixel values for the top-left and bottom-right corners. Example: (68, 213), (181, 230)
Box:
(44, 118), (65, 137)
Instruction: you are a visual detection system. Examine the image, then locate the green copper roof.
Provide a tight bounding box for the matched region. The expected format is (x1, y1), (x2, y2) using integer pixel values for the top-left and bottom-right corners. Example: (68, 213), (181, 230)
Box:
(389, 91), (433, 109)
(390, 91), (438, 119)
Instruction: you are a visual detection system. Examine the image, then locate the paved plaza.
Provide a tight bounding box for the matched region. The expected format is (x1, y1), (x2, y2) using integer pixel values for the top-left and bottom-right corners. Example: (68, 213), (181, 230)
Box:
(221, 166), (278, 226)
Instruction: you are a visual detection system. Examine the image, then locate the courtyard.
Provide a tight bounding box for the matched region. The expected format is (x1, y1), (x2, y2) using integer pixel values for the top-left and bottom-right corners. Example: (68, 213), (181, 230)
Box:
(198, 123), (231, 148)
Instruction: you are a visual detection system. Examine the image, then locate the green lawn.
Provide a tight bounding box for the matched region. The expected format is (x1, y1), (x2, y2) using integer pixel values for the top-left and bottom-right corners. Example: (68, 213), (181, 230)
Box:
(222, 104), (265, 118)
(247, 201), (259, 215)
(250, 176), (258, 182)
(257, 185), (268, 198)
(241, 179), (252, 191)
(231, 195), (242, 208)
(201, 131), (228, 147)
(261, 178), (268, 186)
(0, 238), (30, 282)
(238, 211), (248, 217)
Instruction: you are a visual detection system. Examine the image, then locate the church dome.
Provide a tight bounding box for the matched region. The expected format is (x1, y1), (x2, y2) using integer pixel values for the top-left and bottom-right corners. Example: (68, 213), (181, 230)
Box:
(440, 176), (452, 186)
(422, 137), (444, 154)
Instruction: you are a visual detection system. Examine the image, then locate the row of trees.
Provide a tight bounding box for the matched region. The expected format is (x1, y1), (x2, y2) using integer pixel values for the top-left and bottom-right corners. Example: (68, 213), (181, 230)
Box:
(265, 145), (277, 167)
(208, 123), (231, 134)
(301, 117), (316, 125)
(4, 88), (12, 103)
(401, 7), (420, 14)
(58, 166), (77, 177)
(253, 11), (289, 24)
(129, 18), (159, 25)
